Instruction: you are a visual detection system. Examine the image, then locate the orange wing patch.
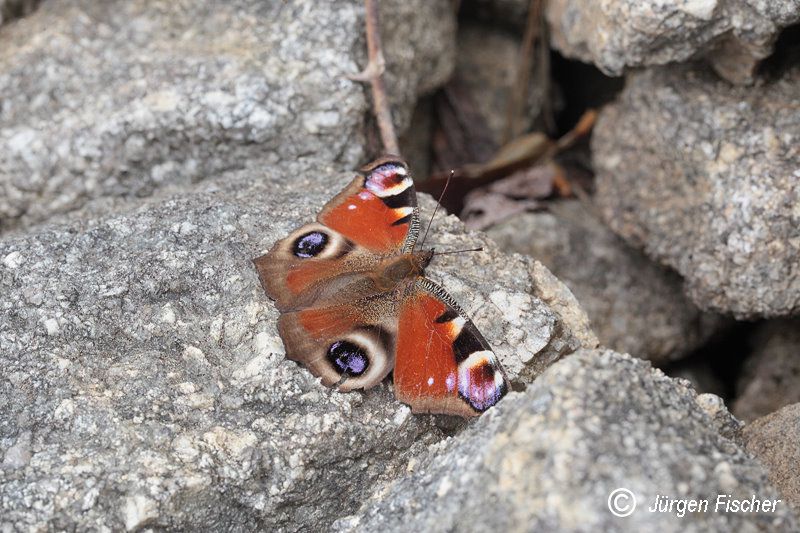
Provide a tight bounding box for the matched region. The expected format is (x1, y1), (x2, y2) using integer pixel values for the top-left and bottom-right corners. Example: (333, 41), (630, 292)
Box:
(318, 159), (417, 254)
(286, 260), (342, 296)
(394, 294), (456, 409)
(320, 190), (410, 253)
(297, 306), (356, 340)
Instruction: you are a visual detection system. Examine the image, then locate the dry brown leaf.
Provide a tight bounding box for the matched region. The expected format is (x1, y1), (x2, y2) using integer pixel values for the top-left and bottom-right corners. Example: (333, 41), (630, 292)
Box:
(461, 191), (540, 230)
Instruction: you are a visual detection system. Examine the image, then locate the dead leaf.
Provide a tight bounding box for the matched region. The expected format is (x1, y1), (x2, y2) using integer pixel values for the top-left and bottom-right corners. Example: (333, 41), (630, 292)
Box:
(488, 161), (559, 198)
(461, 191), (540, 230)
(418, 110), (596, 214)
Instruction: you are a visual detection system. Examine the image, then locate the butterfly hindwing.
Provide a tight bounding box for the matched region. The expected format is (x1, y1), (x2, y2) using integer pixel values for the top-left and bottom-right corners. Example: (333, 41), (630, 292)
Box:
(277, 291), (399, 391)
(393, 279), (509, 417)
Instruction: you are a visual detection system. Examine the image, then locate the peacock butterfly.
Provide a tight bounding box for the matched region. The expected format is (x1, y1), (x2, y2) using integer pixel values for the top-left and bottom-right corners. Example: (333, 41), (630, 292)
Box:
(252, 156), (508, 417)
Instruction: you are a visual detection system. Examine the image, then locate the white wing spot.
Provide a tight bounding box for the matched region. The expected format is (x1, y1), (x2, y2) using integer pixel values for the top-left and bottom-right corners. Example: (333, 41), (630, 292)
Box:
(427, 377), (434, 386)
(347, 204), (357, 210)
(366, 176), (413, 197)
(447, 316), (466, 337)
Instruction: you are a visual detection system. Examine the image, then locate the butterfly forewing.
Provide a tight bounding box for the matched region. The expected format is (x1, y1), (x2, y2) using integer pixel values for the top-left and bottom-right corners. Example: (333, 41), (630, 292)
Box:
(393, 279), (509, 417)
(318, 157), (419, 254)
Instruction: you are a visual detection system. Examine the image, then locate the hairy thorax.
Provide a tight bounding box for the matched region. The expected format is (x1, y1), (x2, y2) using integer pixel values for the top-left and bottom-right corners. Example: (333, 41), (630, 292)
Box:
(372, 250), (434, 292)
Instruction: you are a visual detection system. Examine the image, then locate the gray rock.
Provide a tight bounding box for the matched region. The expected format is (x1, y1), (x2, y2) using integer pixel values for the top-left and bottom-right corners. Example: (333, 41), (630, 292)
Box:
(0, 160), (589, 530)
(487, 201), (723, 364)
(743, 403), (800, 511)
(695, 392), (745, 447)
(377, 0), (456, 115)
(733, 320), (800, 422)
(593, 64), (800, 319)
(526, 257), (599, 356)
(0, 0), (455, 234)
(546, 0), (800, 84)
(334, 349), (796, 532)
(372, 197), (593, 384)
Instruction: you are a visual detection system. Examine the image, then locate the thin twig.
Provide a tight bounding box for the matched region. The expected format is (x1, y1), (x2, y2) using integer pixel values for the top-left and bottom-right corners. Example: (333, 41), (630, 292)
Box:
(538, 12), (556, 135)
(554, 109), (596, 151)
(503, 0), (543, 144)
(349, 0), (400, 156)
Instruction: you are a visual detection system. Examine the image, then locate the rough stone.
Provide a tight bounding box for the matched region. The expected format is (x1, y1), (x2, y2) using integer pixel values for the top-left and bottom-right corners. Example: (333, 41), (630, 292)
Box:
(487, 201), (722, 364)
(593, 64), (800, 319)
(392, 198), (592, 385)
(743, 403), (800, 511)
(733, 320), (800, 422)
(333, 349), (796, 532)
(0, 160), (589, 530)
(526, 257), (599, 354)
(0, 0), (455, 233)
(546, 0), (800, 84)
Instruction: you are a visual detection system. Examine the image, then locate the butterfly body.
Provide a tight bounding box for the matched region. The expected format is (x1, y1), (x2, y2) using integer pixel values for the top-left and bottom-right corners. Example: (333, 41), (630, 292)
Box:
(254, 158), (508, 417)
(371, 250), (433, 291)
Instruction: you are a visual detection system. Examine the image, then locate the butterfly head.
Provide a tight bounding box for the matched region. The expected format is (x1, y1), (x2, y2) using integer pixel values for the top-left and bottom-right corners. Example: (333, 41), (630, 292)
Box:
(413, 249), (435, 271)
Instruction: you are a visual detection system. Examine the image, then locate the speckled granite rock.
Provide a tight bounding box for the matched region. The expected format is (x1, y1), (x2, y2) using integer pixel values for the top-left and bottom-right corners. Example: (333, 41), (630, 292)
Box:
(743, 403), (800, 511)
(526, 257), (599, 356)
(398, 97), (435, 180)
(0, 0), (455, 233)
(487, 201), (723, 364)
(333, 350), (796, 532)
(400, 204), (591, 385)
(546, 0), (800, 83)
(593, 64), (800, 319)
(733, 320), (800, 422)
(0, 160), (591, 530)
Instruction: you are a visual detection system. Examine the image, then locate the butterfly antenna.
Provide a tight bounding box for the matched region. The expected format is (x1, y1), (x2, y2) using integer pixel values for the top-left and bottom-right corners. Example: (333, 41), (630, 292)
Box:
(432, 247), (483, 256)
(418, 169), (454, 250)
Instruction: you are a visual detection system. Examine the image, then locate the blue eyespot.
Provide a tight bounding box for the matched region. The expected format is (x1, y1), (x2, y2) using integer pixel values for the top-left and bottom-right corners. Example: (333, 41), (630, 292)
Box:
(293, 231), (328, 258)
(327, 340), (368, 376)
